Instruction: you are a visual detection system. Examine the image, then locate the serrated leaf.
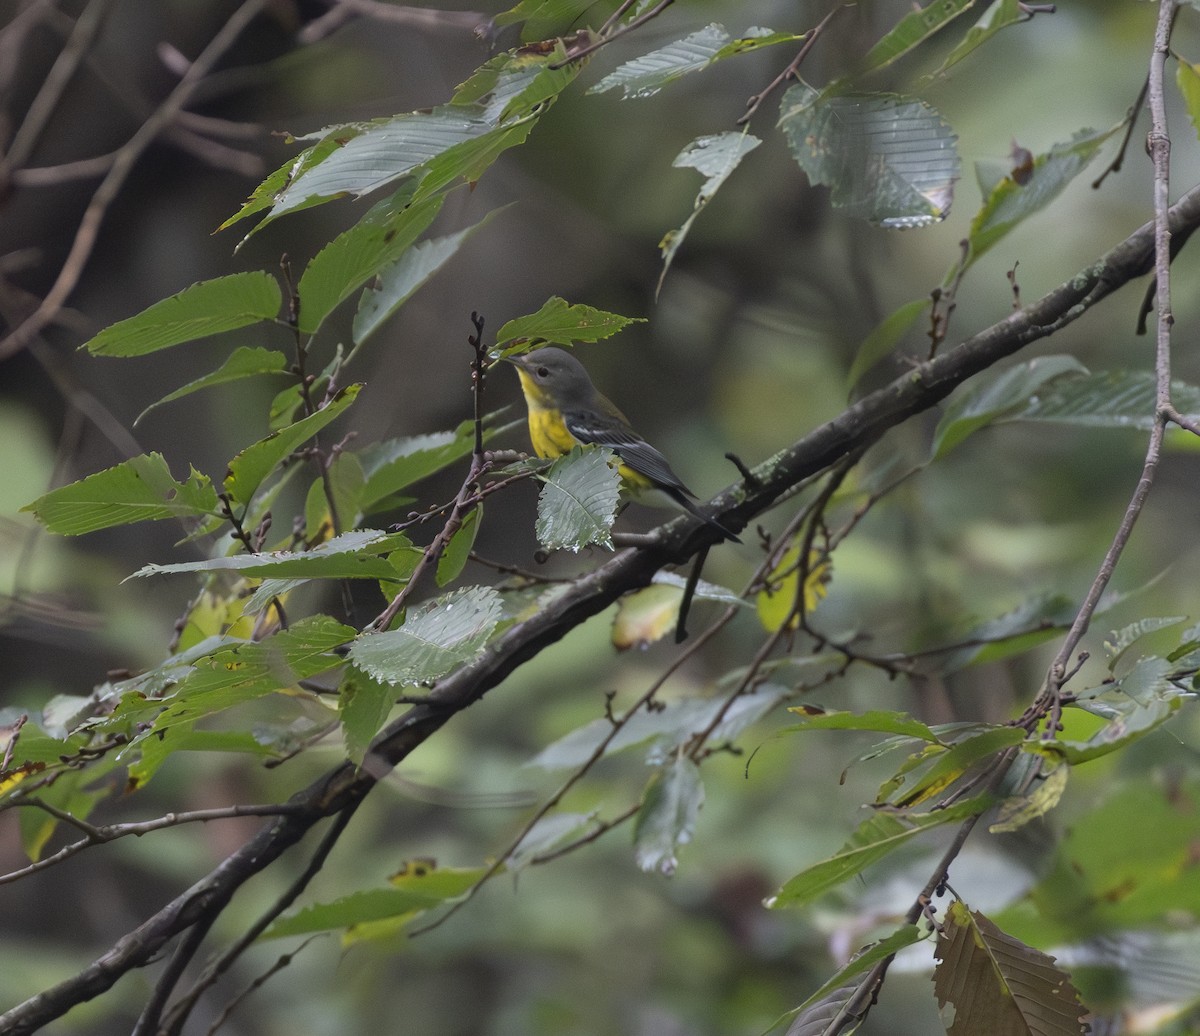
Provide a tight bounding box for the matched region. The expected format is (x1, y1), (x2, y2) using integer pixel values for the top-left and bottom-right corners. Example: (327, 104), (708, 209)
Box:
(81, 272), (281, 356)
(529, 686), (788, 771)
(779, 85), (959, 228)
(436, 506), (481, 586)
(1054, 689), (1188, 764)
(768, 796), (993, 908)
(633, 756), (704, 876)
(22, 453), (221, 535)
(847, 297), (930, 390)
(932, 355), (1089, 456)
(495, 297), (644, 349)
(933, 902), (1088, 1036)
(220, 133), (347, 232)
(494, 0), (594, 42)
(348, 586), (502, 686)
(353, 214), (499, 347)
(590, 24), (731, 99)
(859, 0), (975, 74)
(112, 616), (355, 739)
(135, 347), (290, 426)
(968, 125), (1120, 261)
(339, 669), (396, 763)
(297, 188), (444, 334)
(589, 24), (801, 100)
(921, 0), (1025, 82)
(262, 865), (483, 940)
(127, 530), (416, 582)
(535, 447), (621, 552)
(659, 131), (761, 293)
(224, 384), (361, 506)
(1008, 369), (1200, 430)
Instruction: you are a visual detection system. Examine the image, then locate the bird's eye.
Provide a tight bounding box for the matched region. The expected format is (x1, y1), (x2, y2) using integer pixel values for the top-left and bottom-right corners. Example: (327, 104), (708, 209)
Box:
(536, 366), (550, 378)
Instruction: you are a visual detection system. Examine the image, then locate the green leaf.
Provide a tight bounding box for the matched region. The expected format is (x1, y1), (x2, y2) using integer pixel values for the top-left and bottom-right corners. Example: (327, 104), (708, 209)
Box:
(535, 446), (621, 552)
(881, 727), (1026, 808)
(933, 903), (1088, 1036)
(263, 865), (484, 940)
(135, 346), (290, 426)
(847, 298), (930, 390)
(113, 616), (354, 737)
(297, 188), (444, 334)
(781, 706), (946, 744)
(353, 214), (499, 347)
(127, 530), (417, 582)
(658, 131), (761, 293)
(224, 384), (362, 506)
(22, 453), (221, 535)
(495, 297), (645, 349)
(921, 0), (1025, 82)
(932, 355), (1090, 457)
(1008, 369), (1200, 430)
(1105, 616), (1189, 671)
(348, 585), (502, 686)
(305, 451), (367, 542)
(989, 758), (1068, 833)
(127, 725), (276, 790)
(774, 925), (925, 1033)
(219, 133), (347, 232)
(589, 24), (801, 100)
(633, 757), (704, 877)
(494, 0), (596, 42)
(82, 272), (281, 356)
(339, 669), (397, 764)
(780, 85), (959, 228)
(939, 592), (1080, 672)
(770, 796), (993, 908)
(859, 0), (975, 74)
(968, 125), (1120, 261)
(1178, 58), (1200, 140)
(995, 777), (1200, 943)
(358, 416), (519, 510)
(436, 506), (481, 586)
(450, 47), (578, 123)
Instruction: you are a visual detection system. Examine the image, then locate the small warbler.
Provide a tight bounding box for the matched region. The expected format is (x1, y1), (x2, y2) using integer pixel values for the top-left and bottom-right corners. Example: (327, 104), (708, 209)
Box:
(507, 346), (740, 542)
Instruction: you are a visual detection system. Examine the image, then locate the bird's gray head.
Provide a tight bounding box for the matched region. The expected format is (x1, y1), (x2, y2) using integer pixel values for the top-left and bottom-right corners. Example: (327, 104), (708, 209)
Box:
(508, 347), (597, 409)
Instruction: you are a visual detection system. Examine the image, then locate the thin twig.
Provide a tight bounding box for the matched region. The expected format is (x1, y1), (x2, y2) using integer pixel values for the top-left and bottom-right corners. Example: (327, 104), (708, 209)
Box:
(1040, 0), (1177, 716)
(0, 0), (269, 362)
(738, 1), (843, 126)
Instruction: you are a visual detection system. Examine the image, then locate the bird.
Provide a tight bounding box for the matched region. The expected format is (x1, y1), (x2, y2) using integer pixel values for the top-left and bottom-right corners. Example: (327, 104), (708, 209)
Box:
(505, 346), (740, 542)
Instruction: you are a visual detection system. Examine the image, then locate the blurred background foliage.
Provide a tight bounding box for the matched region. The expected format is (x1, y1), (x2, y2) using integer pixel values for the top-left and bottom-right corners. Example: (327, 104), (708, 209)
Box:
(2, 0), (1200, 1033)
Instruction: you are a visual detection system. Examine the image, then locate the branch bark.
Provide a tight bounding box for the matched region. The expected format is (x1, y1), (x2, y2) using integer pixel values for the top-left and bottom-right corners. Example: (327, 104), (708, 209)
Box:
(4, 180), (1198, 1035)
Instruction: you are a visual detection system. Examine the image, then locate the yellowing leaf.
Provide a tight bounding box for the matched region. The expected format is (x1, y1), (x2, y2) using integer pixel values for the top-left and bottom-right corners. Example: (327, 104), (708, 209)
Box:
(756, 544), (830, 632)
(613, 583), (684, 650)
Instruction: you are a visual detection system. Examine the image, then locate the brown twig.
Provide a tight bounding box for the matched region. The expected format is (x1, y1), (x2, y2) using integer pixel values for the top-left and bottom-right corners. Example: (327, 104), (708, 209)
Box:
(0, 0), (269, 362)
(738, 1), (843, 126)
